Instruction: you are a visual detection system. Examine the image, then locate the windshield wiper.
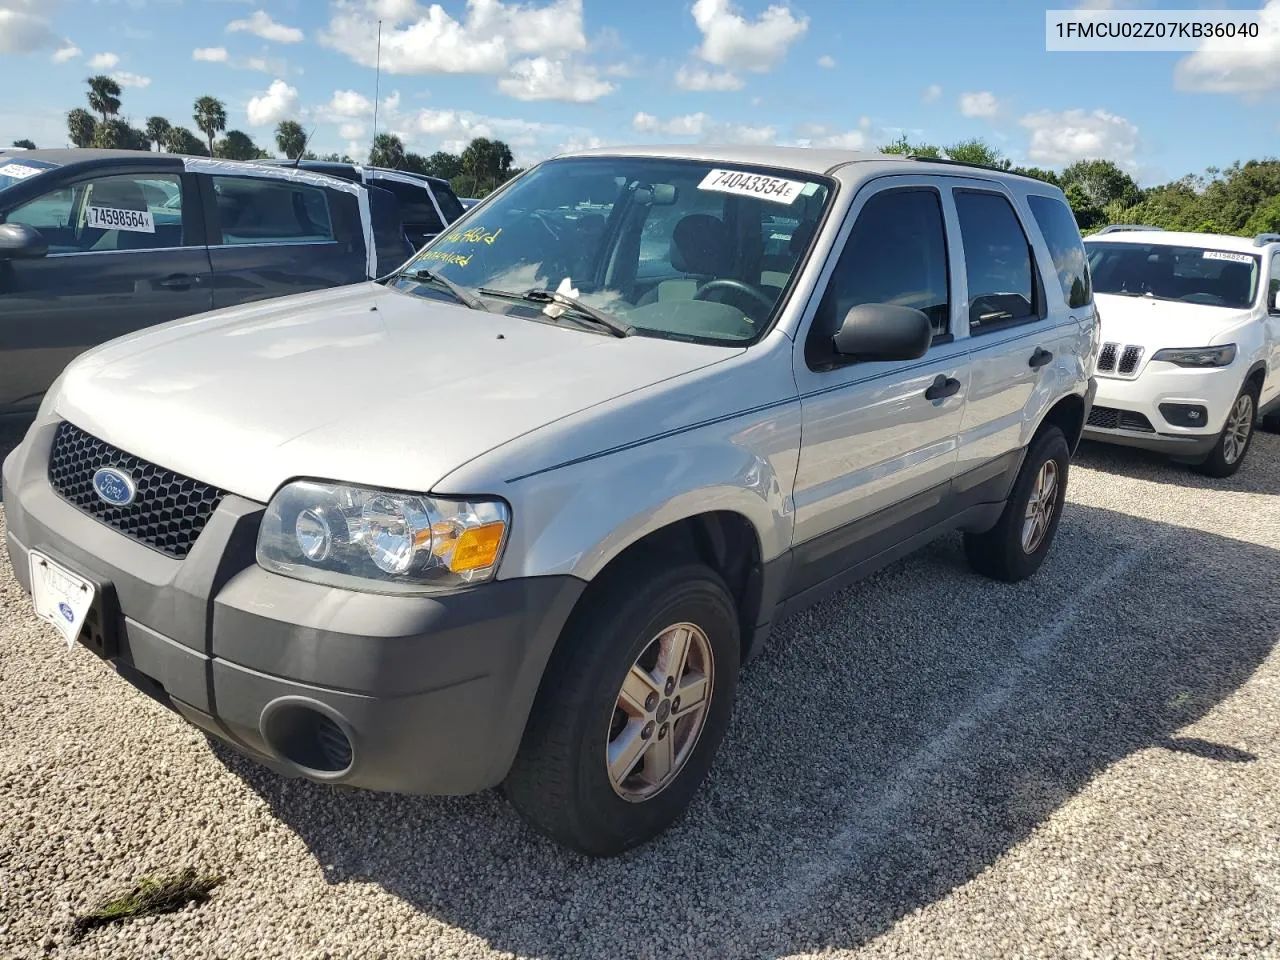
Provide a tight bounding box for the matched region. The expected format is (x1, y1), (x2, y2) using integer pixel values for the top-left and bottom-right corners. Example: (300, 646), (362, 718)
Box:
(398, 268), (488, 312)
(477, 287), (632, 338)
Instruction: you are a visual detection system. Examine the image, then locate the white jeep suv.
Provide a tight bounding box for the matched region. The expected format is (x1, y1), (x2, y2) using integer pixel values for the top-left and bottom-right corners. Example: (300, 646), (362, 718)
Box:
(1081, 228), (1280, 476)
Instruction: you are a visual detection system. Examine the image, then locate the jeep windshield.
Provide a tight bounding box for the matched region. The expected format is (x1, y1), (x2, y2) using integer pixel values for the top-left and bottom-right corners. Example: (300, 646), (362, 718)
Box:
(391, 156), (833, 344)
(0, 157), (58, 193)
(1086, 240), (1260, 310)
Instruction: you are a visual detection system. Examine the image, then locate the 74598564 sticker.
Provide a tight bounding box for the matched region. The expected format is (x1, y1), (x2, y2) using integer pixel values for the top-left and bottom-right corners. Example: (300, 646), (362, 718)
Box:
(86, 206), (155, 234)
(697, 169), (806, 205)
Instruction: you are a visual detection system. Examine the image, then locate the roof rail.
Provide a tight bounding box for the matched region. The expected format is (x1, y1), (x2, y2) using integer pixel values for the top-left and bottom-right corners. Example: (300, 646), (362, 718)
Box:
(1254, 232), (1280, 247)
(1095, 224), (1164, 235)
(904, 154), (1013, 175)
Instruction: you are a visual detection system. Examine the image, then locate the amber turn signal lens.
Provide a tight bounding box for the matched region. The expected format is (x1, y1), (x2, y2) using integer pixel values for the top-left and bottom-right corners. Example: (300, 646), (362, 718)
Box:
(449, 521), (506, 572)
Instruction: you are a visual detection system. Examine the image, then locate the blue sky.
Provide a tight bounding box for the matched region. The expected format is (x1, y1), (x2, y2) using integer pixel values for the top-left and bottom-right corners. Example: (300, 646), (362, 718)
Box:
(0, 0), (1277, 184)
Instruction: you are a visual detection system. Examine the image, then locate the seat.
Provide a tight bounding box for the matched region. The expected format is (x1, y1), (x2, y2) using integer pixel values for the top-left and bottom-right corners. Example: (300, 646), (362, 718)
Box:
(1216, 262), (1253, 304)
(638, 213), (732, 306)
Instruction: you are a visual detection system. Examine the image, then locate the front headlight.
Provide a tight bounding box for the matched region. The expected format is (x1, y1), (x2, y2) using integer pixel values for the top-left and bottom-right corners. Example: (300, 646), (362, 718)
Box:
(1151, 344), (1237, 368)
(257, 480), (510, 593)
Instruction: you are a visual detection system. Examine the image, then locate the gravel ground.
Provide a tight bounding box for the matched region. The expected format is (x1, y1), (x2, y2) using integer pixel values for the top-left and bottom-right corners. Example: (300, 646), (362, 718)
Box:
(2, 422), (1280, 959)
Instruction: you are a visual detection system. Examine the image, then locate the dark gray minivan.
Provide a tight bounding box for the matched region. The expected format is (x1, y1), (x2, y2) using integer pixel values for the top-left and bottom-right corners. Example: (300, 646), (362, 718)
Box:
(0, 149), (409, 417)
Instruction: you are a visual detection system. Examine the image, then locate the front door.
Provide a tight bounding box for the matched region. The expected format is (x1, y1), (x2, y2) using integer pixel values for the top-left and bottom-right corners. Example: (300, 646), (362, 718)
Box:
(789, 179), (969, 597)
(0, 171), (212, 413)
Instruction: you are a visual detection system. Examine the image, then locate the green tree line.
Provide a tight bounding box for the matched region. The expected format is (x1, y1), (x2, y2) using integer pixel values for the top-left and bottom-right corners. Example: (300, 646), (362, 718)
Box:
(28, 82), (1278, 232)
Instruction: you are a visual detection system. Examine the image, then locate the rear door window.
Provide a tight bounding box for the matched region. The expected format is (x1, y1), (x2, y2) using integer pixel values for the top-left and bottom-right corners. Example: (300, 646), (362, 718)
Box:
(210, 176), (334, 246)
(954, 189), (1039, 332)
(6, 173), (186, 253)
(371, 177), (444, 235)
(1027, 194), (1091, 309)
(431, 183), (466, 223)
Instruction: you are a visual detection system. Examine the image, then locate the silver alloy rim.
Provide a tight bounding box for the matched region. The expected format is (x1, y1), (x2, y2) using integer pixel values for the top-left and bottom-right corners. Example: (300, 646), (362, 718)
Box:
(1222, 394), (1253, 465)
(1021, 459), (1059, 555)
(607, 622), (713, 802)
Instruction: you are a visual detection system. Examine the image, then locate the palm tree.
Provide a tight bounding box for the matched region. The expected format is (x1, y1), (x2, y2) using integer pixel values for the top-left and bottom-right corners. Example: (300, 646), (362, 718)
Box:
(275, 120), (307, 160)
(192, 96), (227, 158)
(369, 133), (406, 169)
(67, 108), (96, 148)
(144, 116), (172, 152)
(86, 75), (122, 124)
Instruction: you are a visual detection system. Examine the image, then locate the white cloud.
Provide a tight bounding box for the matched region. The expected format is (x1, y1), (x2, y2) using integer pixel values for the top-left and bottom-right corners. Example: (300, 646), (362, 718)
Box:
(320, 0), (585, 75)
(498, 57), (615, 102)
(0, 8), (60, 53)
(633, 111), (709, 136)
(87, 51), (119, 69)
(242, 56), (287, 74)
(1019, 107), (1140, 168)
(794, 123), (871, 150)
(111, 71), (150, 88)
(958, 90), (1005, 120)
(1174, 0), (1280, 94)
(326, 89), (374, 118)
(718, 122), (776, 145)
(556, 134), (606, 153)
(51, 43), (80, 63)
(691, 0), (808, 72)
(674, 64), (743, 91)
(247, 79), (299, 127)
(228, 9), (303, 44)
(922, 83), (942, 103)
(816, 54), (835, 68)
(339, 121), (366, 140)
(193, 46), (229, 62)
(1074, 0), (1140, 7)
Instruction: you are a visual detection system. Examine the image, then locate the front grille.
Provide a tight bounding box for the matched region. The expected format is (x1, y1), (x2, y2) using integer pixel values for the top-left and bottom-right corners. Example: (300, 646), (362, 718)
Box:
(1118, 345), (1144, 374)
(1097, 342), (1118, 372)
(1087, 406), (1155, 433)
(48, 421), (223, 558)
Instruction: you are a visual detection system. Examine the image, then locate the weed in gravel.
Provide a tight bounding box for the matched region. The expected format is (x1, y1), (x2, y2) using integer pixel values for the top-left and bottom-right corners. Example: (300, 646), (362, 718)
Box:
(69, 867), (223, 941)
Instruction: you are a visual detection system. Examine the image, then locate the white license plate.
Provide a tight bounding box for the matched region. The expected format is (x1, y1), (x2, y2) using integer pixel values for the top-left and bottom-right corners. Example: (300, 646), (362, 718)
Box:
(29, 551), (95, 649)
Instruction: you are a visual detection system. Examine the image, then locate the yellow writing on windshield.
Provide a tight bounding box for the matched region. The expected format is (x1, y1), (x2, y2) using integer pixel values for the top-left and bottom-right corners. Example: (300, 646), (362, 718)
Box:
(441, 224), (502, 245)
(418, 250), (473, 267)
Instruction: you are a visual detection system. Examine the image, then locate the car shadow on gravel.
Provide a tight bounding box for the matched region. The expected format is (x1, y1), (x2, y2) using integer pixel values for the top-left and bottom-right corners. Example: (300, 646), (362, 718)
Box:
(1073, 429), (1280, 496)
(214, 499), (1280, 960)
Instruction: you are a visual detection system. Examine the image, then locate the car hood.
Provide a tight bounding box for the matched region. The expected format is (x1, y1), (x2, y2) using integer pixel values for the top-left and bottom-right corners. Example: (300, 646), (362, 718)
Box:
(54, 283), (740, 502)
(1093, 293), (1252, 349)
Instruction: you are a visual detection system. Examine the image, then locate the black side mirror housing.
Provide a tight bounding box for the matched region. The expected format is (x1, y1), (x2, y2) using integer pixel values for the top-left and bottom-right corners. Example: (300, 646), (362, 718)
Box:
(832, 303), (933, 363)
(0, 222), (48, 260)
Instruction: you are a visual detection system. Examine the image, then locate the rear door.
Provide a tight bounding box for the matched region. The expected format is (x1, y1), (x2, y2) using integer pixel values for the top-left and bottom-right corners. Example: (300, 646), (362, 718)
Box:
(948, 182), (1083, 504)
(789, 178), (969, 596)
(201, 172), (369, 309)
(0, 168), (212, 413)
(1264, 251), (1280, 411)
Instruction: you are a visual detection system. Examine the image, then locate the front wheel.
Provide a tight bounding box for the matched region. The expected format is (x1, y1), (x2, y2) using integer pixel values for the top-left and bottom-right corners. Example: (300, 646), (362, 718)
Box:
(964, 426), (1070, 583)
(504, 561), (740, 856)
(1192, 385), (1257, 478)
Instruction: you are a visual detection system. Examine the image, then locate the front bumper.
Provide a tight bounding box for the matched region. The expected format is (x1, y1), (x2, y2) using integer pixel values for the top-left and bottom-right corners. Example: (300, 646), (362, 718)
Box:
(2, 419), (584, 795)
(1082, 364), (1239, 460)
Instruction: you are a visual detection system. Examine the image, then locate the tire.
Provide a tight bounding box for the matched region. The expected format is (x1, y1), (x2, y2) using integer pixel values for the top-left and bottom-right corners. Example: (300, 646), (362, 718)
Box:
(963, 426), (1070, 583)
(1191, 383), (1258, 478)
(504, 559), (740, 857)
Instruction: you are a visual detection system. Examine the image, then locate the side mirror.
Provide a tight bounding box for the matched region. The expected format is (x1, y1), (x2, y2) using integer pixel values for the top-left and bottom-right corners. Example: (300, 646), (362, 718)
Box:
(832, 303), (933, 362)
(1272, 288), (1280, 313)
(0, 222), (48, 260)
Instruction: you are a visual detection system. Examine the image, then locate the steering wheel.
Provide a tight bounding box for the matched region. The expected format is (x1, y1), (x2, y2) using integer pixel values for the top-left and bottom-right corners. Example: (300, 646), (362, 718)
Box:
(694, 278), (775, 321)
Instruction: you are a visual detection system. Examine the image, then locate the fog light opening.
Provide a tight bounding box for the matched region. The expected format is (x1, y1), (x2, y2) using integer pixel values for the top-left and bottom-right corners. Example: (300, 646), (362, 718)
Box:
(260, 701), (354, 775)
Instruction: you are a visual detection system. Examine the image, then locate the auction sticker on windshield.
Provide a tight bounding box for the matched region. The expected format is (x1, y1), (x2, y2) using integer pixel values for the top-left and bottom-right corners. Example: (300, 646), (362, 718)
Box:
(1203, 250), (1253, 264)
(698, 169), (805, 205)
(0, 162), (44, 180)
(87, 206), (155, 233)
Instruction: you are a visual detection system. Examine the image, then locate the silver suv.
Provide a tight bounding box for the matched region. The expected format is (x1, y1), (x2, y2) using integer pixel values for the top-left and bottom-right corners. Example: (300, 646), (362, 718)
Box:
(3, 146), (1097, 856)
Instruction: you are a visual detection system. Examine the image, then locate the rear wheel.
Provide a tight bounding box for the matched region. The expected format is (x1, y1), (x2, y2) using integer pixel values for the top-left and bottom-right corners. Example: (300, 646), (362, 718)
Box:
(1192, 385), (1257, 478)
(964, 426), (1070, 583)
(504, 561), (739, 856)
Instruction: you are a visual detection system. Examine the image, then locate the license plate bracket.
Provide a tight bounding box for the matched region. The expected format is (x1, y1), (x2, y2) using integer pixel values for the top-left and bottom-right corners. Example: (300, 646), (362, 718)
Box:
(28, 551), (120, 656)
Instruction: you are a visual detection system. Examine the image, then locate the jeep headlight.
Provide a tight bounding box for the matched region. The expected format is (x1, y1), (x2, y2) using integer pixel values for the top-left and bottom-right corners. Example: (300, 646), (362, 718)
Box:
(1151, 344), (1236, 368)
(257, 480), (510, 593)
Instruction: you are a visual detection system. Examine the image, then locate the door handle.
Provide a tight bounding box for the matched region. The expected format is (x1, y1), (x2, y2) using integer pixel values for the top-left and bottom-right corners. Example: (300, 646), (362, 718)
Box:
(155, 274), (196, 290)
(924, 374), (962, 401)
(1029, 347), (1054, 369)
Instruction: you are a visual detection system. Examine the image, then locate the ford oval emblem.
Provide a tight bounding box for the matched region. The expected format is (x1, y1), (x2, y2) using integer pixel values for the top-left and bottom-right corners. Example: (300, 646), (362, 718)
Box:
(92, 467), (137, 507)
(58, 602), (75, 622)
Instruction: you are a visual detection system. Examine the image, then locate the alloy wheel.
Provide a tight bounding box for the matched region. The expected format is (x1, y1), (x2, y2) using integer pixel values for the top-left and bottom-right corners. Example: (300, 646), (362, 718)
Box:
(1021, 458), (1059, 555)
(606, 622), (714, 802)
(1222, 393), (1254, 465)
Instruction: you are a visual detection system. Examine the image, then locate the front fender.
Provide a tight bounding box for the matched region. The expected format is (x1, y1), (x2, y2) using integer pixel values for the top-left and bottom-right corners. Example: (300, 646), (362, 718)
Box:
(491, 405), (802, 583)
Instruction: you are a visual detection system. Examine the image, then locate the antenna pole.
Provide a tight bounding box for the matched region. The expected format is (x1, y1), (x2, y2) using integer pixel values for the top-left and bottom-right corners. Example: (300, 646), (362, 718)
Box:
(372, 19), (382, 146)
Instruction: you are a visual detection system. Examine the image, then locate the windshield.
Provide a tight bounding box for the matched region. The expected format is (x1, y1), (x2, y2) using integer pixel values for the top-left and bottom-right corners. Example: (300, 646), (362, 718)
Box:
(0, 157), (58, 193)
(392, 156), (833, 344)
(1085, 240), (1260, 309)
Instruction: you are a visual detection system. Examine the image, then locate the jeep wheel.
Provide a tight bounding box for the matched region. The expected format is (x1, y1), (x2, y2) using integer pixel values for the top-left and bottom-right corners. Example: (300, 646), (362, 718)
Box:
(963, 426), (1069, 583)
(504, 561), (739, 856)
(1192, 385), (1257, 478)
